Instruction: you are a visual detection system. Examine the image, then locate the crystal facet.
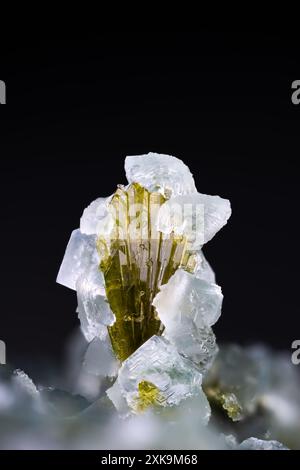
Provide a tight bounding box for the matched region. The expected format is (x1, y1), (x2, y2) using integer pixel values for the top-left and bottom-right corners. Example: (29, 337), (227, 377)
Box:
(125, 152), (197, 198)
(157, 193), (231, 248)
(57, 229), (99, 291)
(76, 265), (114, 342)
(107, 335), (204, 413)
(153, 268), (223, 330)
(80, 197), (111, 236)
(193, 251), (216, 284)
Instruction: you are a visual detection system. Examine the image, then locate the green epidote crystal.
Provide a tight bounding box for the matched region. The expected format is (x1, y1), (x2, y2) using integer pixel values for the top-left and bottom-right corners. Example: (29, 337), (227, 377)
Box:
(205, 386), (243, 421)
(98, 183), (196, 362)
(135, 380), (162, 412)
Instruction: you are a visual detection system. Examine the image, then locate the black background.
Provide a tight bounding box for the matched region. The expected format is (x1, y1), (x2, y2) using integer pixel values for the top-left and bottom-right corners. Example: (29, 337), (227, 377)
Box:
(0, 31), (299, 379)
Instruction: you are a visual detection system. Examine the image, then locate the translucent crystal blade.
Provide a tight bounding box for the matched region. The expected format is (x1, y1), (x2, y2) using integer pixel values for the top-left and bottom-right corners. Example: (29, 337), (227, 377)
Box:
(125, 153), (197, 197)
(56, 229), (99, 291)
(107, 335), (204, 413)
(98, 183), (195, 361)
(76, 265), (115, 342)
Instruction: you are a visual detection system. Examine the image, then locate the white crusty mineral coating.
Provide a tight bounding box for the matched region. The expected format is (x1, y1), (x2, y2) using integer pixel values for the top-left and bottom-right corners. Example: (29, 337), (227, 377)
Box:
(238, 437), (288, 450)
(13, 369), (40, 397)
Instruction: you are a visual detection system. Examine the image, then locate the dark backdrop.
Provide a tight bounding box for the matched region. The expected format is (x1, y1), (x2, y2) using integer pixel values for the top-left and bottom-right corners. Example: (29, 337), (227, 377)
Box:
(0, 31), (299, 377)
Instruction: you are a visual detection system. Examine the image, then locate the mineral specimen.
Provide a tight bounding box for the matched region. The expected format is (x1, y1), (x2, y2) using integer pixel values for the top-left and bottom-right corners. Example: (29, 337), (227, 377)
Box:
(57, 152), (231, 414)
(0, 153), (296, 450)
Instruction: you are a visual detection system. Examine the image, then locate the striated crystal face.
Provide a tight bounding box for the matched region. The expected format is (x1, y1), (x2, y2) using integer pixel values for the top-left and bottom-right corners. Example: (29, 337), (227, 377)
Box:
(97, 182), (196, 361)
(107, 335), (205, 413)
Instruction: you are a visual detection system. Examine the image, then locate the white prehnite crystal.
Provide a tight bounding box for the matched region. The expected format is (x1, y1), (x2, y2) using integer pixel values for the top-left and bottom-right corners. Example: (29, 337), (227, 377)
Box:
(157, 193), (231, 248)
(107, 335), (204, 413)
(163, 323), (218, 374)
(153, 269), (223, 330)
(76, 265), (115, 342)
(83, 337), (119, 378)
(106, 380), (129, 415)
(153, 269), (219, 371)
(193, 251), (216, 284)
(238, 437), (288, 451)
(13, 369), (39, 397)
(56, 229), (99, 291)
(125, 152), (197, 197)
(80, 197), (110, 236)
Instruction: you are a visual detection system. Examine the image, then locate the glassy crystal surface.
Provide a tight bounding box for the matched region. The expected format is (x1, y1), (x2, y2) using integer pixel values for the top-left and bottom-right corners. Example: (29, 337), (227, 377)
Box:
(157, 193), (231, 248)
(76, 265), (114, 342)
(98, 183), (196, 361)
(153, 268), (223, 330)
(163, 323), (218, 374)
(80, 197), (110, 235)
(107, 335), (204, 413)
(193, 251), (216, 283)
(57, 229), (99, 291)
(125, 152), (197, 197)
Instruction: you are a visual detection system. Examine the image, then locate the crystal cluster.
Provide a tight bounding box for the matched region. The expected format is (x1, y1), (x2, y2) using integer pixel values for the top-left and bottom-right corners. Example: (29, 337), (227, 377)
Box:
(57, 152), (231, 414)
(0, 153), (296, 450)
